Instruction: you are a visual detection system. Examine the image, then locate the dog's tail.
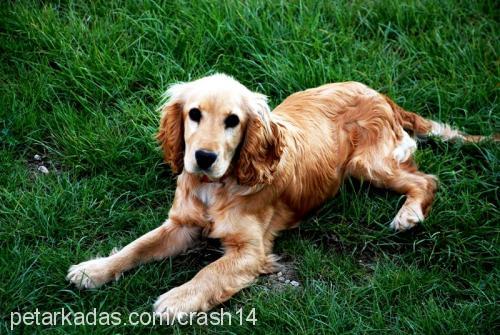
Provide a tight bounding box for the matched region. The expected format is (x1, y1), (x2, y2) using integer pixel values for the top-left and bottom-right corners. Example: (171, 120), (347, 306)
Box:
(384, 96), (499, 143)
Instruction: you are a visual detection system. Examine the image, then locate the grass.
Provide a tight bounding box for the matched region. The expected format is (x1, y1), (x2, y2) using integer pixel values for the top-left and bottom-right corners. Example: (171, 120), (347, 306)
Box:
(0, 0), (498, 333)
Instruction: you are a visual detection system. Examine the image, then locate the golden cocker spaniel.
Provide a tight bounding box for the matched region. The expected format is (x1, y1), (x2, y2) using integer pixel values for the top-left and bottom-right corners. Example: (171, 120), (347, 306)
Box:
(67, 74), (486, 319)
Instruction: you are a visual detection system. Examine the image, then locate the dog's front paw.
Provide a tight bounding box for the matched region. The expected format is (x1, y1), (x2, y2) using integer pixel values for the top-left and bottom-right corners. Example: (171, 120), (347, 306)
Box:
(153, 282), (210, 321)
(390, 203), (424, 231)
(67, 257), (119, 289)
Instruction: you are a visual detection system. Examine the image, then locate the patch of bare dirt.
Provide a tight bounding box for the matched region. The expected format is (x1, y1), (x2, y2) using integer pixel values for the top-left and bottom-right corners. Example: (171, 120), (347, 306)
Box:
(27, 152), (62, 176)
(259, 255), (301, 291)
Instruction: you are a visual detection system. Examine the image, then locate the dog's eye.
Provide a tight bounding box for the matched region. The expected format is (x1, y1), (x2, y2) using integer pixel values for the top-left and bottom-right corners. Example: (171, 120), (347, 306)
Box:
(189, 108), (202, 122)
(224, 114), (240, 128)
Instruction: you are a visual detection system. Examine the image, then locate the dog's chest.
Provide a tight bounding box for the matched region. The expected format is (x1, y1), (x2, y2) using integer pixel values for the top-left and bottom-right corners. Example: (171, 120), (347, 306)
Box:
(194, 183), (221, 207)
(193, 181), (254, 208)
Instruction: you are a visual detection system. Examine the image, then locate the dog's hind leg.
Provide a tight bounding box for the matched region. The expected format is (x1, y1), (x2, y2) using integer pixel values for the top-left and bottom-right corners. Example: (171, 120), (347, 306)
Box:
(347, 131), (437, 231)
(380, 163), (437, 231)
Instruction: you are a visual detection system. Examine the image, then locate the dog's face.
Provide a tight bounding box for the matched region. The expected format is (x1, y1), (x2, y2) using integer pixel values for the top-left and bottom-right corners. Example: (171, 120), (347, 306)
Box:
(180, 79), (249, 179)
(157, 74), (283, 185)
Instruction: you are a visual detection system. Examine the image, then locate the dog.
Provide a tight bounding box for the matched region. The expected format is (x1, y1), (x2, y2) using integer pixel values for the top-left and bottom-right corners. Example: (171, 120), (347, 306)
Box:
(67, 73), (490, 319)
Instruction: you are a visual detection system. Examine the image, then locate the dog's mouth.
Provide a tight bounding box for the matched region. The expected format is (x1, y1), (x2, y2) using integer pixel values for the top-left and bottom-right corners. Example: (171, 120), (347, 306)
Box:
(197, 168), (229, 184)
(189, 168), (219, 183)
(188, 158), (232, 183)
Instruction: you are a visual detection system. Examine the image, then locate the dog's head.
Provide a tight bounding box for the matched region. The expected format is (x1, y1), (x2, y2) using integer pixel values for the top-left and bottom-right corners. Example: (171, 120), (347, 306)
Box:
(157, 73), (283, 186)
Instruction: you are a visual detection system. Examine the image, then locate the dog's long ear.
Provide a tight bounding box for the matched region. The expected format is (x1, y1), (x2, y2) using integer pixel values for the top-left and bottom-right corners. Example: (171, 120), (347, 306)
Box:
(235, 93), (284, 186)
(156, 83), (187, 174)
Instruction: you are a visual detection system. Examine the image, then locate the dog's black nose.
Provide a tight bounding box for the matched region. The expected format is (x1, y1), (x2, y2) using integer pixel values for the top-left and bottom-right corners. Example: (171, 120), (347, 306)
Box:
(195, 150), (217, 170)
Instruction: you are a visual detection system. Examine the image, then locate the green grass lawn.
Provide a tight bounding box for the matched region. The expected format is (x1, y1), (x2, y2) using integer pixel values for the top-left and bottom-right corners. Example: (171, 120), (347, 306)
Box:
(1, 0), (499, 333)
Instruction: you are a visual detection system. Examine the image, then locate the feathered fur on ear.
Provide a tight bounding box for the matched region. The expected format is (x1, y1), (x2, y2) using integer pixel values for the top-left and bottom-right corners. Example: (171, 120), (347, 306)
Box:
(156, 83), (187, 173)
(235, 93), (284, 186)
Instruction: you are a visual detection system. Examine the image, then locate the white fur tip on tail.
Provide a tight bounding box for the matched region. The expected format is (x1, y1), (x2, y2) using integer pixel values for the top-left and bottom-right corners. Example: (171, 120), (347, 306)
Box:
(429, 121), (498, 143)
(430, 121), (465, 141)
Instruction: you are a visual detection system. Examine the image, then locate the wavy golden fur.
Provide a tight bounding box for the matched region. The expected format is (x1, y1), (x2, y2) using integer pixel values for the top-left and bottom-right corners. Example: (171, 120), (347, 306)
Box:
(68, 73), (490, 320)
